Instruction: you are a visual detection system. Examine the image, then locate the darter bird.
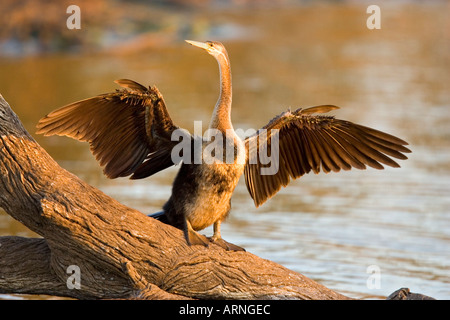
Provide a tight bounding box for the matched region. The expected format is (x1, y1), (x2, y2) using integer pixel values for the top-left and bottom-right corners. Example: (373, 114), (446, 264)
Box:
(36, 40), (411, 251)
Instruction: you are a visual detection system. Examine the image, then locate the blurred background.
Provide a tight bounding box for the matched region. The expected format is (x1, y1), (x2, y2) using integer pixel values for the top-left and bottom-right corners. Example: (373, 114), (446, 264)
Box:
(0, 0), (449, 299)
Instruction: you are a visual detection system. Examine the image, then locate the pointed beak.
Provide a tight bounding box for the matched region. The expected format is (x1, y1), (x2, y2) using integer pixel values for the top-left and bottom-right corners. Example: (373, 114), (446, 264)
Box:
(185, 40), (209, 50)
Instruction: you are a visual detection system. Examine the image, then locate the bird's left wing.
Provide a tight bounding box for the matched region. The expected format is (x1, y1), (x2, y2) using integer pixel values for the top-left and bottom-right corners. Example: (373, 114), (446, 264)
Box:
(36, 79), (181, 179)
(243, 105), (411, 207)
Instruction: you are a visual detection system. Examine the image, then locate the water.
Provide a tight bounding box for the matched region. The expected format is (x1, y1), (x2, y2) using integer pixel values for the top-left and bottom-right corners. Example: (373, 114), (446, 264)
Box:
(0, 2), (449, 299)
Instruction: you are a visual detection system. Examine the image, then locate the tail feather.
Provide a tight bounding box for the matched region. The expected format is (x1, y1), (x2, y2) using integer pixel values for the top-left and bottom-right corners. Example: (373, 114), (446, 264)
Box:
(147, 210), (169, 224)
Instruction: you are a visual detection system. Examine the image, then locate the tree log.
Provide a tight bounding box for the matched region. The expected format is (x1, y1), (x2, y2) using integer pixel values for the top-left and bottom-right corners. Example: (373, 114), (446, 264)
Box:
(0, 94), (429, 300)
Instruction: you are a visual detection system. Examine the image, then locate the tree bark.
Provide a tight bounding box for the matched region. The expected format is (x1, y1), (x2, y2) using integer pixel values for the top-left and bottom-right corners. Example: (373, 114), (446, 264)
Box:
(0, 94), (427, 300)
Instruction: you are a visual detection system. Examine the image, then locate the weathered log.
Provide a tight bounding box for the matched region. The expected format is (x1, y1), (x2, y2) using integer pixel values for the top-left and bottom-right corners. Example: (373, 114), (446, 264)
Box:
(0, 94), (349, 300)
(0, 94), (430, 300)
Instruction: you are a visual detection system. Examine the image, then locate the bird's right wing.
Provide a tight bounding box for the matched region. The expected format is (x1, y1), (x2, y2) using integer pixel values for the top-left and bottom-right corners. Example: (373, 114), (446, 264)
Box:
(36, 79), (183, 179)
(243, 105), (411, 207)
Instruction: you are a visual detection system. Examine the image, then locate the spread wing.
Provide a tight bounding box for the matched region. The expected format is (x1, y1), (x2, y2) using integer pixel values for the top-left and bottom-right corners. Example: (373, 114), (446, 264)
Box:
(36, 79), (181, 179)
(244, 105), (411, 207)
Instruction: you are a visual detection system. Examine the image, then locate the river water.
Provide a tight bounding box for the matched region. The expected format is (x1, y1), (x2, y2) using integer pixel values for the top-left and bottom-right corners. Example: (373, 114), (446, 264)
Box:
(0, 2), (448, 299)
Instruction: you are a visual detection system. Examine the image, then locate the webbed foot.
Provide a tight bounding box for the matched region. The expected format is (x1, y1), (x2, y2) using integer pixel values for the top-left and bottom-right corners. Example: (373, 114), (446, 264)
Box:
(186, 228), (210, 247)
(183, 220), (245, 251)
(209, 221), (246, 251)
(209, 236), (246, 252)
(184, 220), (210, 247)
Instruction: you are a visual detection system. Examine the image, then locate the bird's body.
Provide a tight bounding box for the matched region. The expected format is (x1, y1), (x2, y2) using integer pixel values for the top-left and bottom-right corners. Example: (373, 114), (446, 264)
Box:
(165, 150), (245, 239)
(36, 40), (411, 250)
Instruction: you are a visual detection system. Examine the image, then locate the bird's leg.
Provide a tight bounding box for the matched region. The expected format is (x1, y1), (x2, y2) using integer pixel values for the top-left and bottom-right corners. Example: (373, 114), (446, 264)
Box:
(211, 220), (222, 242)
(184, 219), (210, 247)
(209, 221), (246, 252)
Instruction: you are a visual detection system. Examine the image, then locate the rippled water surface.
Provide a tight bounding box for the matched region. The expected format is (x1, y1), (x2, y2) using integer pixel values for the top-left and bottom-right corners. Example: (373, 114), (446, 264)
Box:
(0, 2), (449, 299)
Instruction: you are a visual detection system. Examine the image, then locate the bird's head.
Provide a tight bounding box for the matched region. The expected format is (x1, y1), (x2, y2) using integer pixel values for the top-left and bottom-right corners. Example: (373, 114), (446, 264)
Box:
(185, 40), (228, 62)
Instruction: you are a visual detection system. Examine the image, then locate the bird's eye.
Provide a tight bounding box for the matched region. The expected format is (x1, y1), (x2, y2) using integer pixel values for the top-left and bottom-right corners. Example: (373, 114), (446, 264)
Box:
(209, 43), (214, 47)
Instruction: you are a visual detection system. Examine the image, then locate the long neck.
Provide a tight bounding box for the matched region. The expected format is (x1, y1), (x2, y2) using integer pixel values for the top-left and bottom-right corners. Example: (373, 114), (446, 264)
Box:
(209, 52), (233, 132)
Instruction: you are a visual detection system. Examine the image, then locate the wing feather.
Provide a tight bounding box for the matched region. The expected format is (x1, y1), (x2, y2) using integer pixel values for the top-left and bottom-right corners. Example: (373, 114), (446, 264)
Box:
(36, 79), (180, 179)
(320, 129), (352, 171)
(244, 106), (411, 207)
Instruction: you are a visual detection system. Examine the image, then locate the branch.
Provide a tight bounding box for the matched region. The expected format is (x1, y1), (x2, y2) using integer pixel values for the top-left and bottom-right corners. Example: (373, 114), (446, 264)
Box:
(0, 94), (429, 300)
(0, 236), (72, 297)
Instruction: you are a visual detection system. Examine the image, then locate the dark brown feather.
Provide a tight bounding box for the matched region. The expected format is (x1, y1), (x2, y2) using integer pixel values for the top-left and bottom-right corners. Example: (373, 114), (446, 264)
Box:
(36, 79), (180, 179)
(244, 107), (410, 207)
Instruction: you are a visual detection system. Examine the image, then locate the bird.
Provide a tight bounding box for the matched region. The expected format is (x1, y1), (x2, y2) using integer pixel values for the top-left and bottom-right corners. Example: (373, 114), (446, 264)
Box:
(36, 40), (411, 251)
